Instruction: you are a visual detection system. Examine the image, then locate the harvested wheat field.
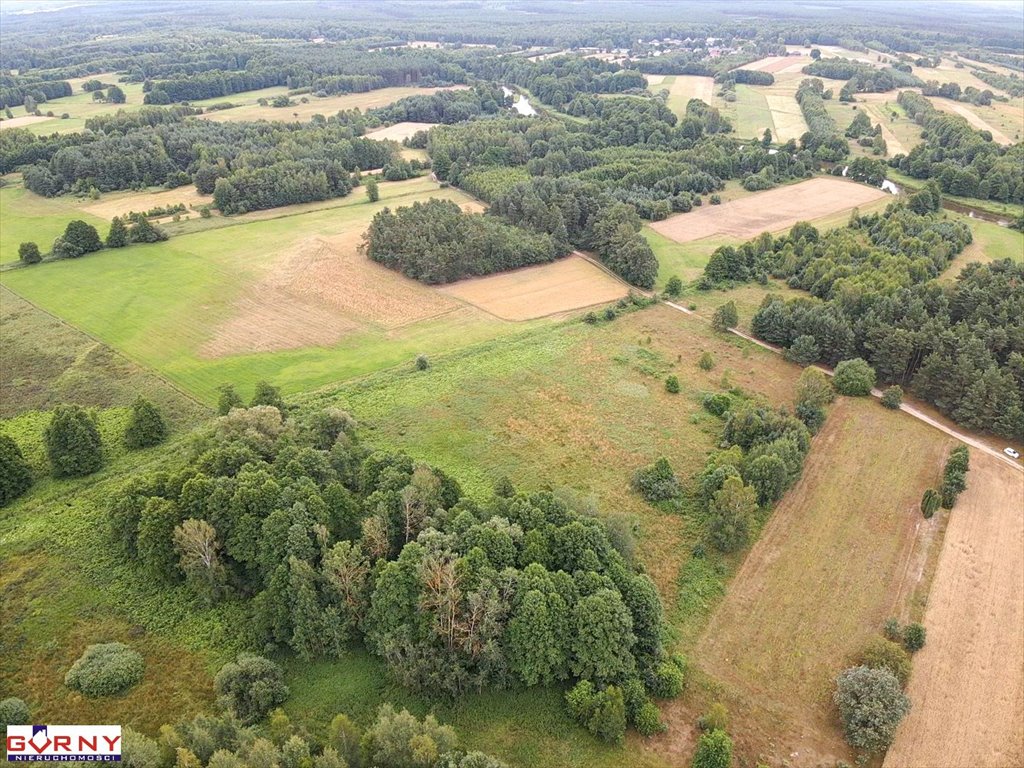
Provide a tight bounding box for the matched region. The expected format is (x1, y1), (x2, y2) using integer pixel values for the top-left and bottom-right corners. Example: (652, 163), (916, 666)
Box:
(652, 75), (716, 118)
(438, 253), (628, 320)
(644, 74), (666, 85)
(202, 234), (461, 357)
(366, 121), (436, 141)
(884, 452), (1024, 768)
(82, 186), (213, 220)
(650, 177), (887, 243)
(686, 397), (952, 766)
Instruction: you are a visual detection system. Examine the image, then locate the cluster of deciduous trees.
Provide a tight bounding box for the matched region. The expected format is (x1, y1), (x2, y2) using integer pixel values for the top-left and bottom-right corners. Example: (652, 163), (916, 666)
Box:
(105, 401), (682, 736)
(795, 78), (849, 160)
(893, 91), (1023, 202)
(691, 394), (818, 554)
(706, 203), (1023, 440)
(370, 84), (507, 125)
(968, 68), (1024, 98)
(363, 198), (564, 283)
(920, 79), (995, 106)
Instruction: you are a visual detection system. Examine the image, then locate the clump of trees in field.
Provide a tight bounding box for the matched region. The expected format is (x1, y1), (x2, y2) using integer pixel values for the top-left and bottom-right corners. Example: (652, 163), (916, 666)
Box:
(939, 445), (970, 508)
(363, 198), (563, 283)
(794, 78), (849, 160)
(0, 434), (33, 506)
(834, 665), (911, 754)
(691, 393), (820, 553)
(104, 400), (683, 739)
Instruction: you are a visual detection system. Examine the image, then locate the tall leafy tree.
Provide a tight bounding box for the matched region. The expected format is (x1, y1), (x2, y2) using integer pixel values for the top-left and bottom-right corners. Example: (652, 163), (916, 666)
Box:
(44, 404), (103, 477)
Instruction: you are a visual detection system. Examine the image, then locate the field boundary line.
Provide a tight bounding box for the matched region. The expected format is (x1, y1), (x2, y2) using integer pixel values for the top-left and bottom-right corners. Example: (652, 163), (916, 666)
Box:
(0, 285), (209, 412)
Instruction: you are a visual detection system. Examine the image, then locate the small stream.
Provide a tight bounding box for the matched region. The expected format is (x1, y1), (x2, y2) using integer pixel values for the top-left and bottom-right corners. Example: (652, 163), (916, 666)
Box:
(501, 86), (537, 116)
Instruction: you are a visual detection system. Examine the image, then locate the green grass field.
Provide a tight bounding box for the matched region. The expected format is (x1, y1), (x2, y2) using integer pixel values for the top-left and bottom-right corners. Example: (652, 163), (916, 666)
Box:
(1, 177), (533, 404)
(0, 183), (109, 264)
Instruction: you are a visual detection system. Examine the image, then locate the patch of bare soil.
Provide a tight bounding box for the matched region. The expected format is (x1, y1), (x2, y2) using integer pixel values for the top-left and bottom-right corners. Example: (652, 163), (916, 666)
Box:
(649, 177), (888, 243)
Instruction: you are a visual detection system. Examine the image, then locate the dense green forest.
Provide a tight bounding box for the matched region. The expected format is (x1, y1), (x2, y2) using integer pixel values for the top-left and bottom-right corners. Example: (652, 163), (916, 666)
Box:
(701, 195), (1024, 441)
(893, 91), (1024, 202)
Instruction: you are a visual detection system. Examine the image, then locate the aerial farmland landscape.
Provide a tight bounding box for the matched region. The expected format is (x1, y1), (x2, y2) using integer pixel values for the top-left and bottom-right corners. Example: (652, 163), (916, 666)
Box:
(0, 1), (1022, 766)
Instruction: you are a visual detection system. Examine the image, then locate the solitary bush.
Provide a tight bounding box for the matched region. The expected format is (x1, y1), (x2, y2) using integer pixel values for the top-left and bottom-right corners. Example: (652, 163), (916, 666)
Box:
(664, 276), (683, 297)
(18, 242), (41, 264)
(902, 622), (926, 653)
(214, 654), (289, 725)
(834, 666), (910, 753)
(665, 375), (680, 394)
(631, 457), (681, 502)
(0, 697), (30, 734)
(883, 618), (902, 643)
(698, 351), (715, 371)
(44, 404), (103, 477)
(106, 217), (129, 248)
(709, 194), (722, 205)
(64, 643), (144, 697)
(697, 702), (729, 732)
(880, 385), (903, 409)
(833, 358), (876, 396)
(860, 636), (912, 685)
(691, 729), (732, 768)
(711, 301), (738, 331)
(124, 397), (167, 449)
(702, 392), (732, 417)
(920, 488), (940, 519)
(603, 307), (617, 321)
(0, 434), (33, 506)
(583, 311), (598, 324)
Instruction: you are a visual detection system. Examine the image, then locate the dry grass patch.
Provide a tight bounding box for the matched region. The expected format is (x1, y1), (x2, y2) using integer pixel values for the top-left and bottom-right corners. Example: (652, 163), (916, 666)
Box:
(81, 186), (213, 220)
(688, 397), (952, 766)
(366, 121), (436, 141)
(0, 115), (53, 130)
(201, 234), (463, 357)
(650, 177), (887, 243)
(884, 451), (1024, 768)
(651, 76), (716, 119)
(438, 254), (629, 320)
(932, 98), (1015, 144)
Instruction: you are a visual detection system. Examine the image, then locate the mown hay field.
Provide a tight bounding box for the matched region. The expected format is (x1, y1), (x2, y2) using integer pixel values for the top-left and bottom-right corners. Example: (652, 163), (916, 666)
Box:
(690, 397), (953, 766)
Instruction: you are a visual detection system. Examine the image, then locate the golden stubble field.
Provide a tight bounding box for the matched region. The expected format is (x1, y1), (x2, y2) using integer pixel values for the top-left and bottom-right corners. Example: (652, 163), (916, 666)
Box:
(885, 451), (1024, 768)
(649, 177), (888, 243)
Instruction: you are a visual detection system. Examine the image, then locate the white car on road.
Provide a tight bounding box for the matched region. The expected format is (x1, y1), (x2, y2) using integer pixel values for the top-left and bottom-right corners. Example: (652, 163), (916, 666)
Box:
(1004, 447), (1021, 460)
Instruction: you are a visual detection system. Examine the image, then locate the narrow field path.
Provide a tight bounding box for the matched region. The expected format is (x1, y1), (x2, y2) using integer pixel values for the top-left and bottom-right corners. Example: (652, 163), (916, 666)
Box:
(665, 304), (1024, 472)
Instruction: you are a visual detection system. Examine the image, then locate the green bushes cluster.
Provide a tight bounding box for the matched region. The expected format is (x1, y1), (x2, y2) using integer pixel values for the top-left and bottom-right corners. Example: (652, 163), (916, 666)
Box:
(64, 642), (144, 697)
(940, 445), (970, 508)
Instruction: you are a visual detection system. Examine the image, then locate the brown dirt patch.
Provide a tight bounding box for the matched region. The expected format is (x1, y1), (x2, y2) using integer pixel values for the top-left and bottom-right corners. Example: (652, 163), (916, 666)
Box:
(884, 451), (1024, 768)
(81, 187), (213, 220)
(366, 122), (437, 141)
(202, 234), (461, 357)
(437, 254), (628, 320)
(649, 177), (888, 243)
(688, 398), (951, 766)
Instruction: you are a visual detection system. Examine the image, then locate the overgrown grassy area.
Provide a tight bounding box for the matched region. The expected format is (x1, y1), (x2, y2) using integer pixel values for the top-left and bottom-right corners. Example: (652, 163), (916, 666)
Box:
(0, 304), (805, 767)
